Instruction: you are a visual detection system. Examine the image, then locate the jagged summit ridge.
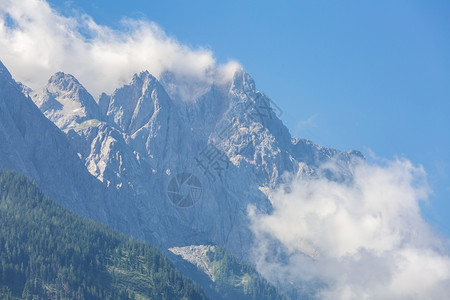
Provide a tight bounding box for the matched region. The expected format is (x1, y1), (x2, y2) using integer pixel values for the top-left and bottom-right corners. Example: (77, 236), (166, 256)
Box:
(26, 64), (363, 260)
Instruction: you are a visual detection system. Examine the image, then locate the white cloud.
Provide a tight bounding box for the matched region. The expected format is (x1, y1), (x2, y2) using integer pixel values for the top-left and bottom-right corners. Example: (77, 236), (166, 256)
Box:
(295, 114), (318, 131)
(249, 158), (450, 299)
(0, 0), (240, 100)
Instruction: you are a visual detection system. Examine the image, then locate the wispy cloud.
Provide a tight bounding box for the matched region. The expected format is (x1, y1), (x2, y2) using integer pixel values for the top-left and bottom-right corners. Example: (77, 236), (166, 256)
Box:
(296, 114), (318, 130)
(294, 114), (319, 138)
(249, 158), (450, 299)
(0, 0), (240, 100)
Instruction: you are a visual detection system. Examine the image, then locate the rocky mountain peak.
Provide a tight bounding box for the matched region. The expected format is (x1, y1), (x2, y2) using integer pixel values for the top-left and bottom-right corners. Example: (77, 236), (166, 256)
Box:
(31, 72), (102, 131)
(105, 70), (171, 134)
(47, 72), (81, 91)
(131, 70), (154, 84)
(230, 69), (256, 94)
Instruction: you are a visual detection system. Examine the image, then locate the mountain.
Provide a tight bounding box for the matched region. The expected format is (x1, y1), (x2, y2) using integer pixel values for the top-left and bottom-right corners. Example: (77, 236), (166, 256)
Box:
(0, 59), (362, 298)
(0, 169), (207, 300)
(30, 66), (362, 258)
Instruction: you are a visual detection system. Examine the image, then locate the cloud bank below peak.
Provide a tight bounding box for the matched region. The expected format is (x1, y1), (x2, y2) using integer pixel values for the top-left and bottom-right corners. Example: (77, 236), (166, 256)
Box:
(0, 0), (241, 101)
(249, 158), (450, 299)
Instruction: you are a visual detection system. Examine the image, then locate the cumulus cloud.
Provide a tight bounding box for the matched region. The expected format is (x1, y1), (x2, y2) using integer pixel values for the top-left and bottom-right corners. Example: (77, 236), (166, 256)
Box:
(0, 0), (240, 100)
(249, 158), (450, 299)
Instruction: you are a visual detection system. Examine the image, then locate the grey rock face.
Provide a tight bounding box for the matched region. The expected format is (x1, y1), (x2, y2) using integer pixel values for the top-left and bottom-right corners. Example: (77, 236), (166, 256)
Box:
(0, 61), (104, 220)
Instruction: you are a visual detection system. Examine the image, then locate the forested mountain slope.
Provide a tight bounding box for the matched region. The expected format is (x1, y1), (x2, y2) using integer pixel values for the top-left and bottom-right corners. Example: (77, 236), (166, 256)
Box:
(0, 170), (207, 300)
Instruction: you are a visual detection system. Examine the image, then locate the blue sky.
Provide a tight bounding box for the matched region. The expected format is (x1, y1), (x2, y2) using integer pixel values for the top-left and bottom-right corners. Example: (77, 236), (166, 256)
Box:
(44, 0), (449, 236)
